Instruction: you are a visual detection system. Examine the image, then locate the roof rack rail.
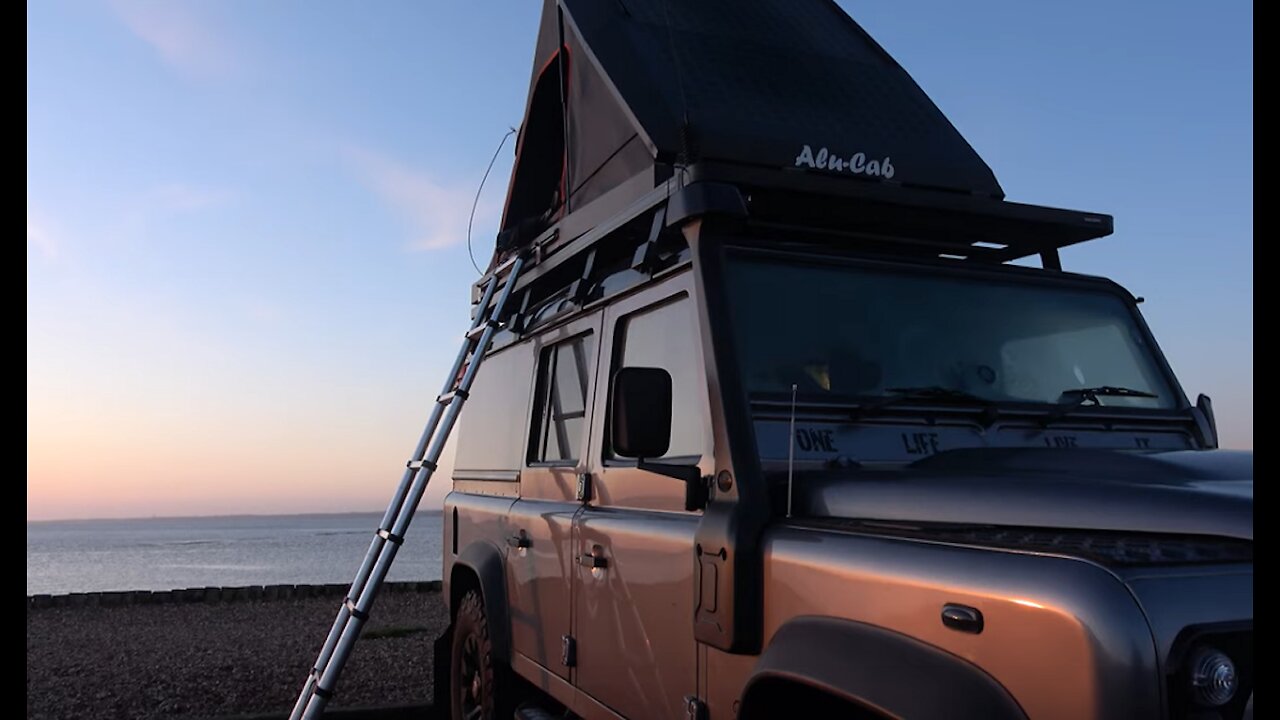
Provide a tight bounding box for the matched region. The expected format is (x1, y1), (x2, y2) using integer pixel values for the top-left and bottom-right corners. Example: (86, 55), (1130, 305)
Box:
(472, 164), (1113, 315)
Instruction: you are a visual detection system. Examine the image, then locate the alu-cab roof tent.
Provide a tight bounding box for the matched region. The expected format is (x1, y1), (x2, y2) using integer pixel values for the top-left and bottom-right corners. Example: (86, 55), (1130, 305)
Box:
(489, 0), (1112, 282)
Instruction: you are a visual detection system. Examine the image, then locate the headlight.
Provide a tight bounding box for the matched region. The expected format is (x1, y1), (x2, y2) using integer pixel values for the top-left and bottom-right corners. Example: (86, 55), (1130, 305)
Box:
(1189, 646), (1239, 708)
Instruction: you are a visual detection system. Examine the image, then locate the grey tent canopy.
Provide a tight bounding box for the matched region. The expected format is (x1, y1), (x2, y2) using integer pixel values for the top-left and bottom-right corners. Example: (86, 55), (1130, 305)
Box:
(495, 0), (1003, 260)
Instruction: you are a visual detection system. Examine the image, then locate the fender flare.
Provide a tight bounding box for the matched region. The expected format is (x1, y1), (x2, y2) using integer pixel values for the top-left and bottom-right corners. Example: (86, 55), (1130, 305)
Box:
(451, 540), (512, 663)
(740, 616), (1027, 720)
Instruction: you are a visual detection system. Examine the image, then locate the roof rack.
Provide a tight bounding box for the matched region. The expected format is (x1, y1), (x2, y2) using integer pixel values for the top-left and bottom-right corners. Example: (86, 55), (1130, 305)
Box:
(473, 162), (1113, 311)
(689, 162), (1113, 270)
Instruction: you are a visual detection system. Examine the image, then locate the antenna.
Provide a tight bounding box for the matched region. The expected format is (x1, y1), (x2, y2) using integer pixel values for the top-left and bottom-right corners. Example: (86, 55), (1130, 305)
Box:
(660, 0), (693, 167)
(787, 383), (797, 518)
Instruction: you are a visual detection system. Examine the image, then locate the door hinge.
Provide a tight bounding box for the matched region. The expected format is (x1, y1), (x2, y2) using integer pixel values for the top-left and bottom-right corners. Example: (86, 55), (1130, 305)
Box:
(576, 473), (592, 503)
(683, 695), (707, 720)
(561, 634), (577, 667)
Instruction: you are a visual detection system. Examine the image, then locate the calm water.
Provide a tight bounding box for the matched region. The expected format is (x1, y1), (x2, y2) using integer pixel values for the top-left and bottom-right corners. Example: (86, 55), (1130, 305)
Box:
(26, 512), (443, 596)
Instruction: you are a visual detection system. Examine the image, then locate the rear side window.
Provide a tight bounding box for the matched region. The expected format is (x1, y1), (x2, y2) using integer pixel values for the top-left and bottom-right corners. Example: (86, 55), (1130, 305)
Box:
(529, 333), (595, 464)
(608, 296), (707, 461)
(454, 342), (536, 476)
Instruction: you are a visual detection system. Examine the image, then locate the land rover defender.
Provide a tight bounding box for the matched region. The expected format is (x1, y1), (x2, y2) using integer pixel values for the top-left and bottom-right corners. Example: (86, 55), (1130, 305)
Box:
(434, 2), (1254, 719)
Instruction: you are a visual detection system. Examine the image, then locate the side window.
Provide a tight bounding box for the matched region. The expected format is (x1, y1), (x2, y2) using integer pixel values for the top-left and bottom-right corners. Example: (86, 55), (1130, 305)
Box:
(609, 296), (707, 460)
(454, 342), (535, 476)
(528, 333), (596, 464)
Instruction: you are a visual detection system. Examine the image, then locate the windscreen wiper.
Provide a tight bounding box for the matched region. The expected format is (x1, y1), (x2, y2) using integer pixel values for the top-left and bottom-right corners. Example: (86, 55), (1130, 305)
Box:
(853, 385), (999, 426)
(1040, 385), (1158, 426)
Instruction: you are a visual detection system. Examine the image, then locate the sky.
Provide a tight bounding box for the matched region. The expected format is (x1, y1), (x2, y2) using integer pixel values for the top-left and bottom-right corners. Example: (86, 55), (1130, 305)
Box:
(27, 1), (1252, 521)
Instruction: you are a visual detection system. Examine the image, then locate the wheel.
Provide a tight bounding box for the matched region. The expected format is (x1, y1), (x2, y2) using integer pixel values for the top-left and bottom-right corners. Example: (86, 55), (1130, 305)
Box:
(450, 589), (500, 720)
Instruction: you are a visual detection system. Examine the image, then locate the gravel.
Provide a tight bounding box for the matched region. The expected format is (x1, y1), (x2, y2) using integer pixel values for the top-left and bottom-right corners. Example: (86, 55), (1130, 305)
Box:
(26, 591), (450, 719)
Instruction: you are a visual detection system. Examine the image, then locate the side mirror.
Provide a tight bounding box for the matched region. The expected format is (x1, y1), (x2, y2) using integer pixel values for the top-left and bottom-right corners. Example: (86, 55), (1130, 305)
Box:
(1193, 393), (1219, 449)
(610, 366), (707, 511)
(611, 367), (672, 458)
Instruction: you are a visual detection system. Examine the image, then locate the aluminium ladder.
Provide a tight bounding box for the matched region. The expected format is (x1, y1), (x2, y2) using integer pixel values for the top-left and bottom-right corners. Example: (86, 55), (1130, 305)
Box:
(290, 256), (526, 720)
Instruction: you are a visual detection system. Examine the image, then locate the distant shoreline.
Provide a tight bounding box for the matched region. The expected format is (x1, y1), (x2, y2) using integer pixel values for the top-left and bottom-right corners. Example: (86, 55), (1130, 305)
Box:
(27, 580), (441, 608)
(26, 509), (445, 525)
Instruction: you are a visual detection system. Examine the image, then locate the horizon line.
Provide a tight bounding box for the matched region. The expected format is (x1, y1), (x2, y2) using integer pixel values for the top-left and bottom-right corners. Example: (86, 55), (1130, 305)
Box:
(26, 508), (445, 524)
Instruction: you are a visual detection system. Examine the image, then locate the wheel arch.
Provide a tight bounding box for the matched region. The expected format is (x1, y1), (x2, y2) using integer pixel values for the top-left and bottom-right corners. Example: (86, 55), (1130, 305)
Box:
(739, 676), (891, 720)
(449, 540), (512, 664)
(738, 616), (1027, 720)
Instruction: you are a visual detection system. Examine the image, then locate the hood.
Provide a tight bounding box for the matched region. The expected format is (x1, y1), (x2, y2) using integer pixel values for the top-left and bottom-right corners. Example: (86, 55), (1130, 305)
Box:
(797, 448), (1253, 541)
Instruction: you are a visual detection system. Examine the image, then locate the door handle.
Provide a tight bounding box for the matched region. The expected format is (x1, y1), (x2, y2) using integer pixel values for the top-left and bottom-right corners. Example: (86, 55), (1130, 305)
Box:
(578, 553), (608, 569)
(941, 603), (984, 634)
(506, 533), (531, 549)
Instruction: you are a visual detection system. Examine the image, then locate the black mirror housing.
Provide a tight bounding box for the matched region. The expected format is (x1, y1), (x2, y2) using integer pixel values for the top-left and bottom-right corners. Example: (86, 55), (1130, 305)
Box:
(611, 367), (706, 511)
(1194, 393), (1219, 449)
(611, 367), (673, 458)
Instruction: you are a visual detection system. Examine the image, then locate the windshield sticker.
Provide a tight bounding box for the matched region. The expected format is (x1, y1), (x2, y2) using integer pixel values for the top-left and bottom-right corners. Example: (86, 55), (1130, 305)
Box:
(901, 431), (941, 456)
(755, 420), (1191, 463)
(793, 144), (894, 179)
(795, 427), (837, 453)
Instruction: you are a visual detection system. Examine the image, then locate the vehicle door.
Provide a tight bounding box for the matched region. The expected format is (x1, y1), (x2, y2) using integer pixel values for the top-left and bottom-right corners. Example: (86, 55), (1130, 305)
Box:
(505, 310), (603, 681)
(572, 270), (711, 718)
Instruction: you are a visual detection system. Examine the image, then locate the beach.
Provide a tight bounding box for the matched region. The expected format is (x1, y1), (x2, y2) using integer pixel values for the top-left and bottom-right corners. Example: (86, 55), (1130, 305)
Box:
(26, 585), (449, 719)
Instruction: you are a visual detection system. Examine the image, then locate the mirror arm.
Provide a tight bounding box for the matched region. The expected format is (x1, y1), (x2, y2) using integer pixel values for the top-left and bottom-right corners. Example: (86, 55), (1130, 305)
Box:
(637, 460), (708, 511)
(637, 460), (698, 482)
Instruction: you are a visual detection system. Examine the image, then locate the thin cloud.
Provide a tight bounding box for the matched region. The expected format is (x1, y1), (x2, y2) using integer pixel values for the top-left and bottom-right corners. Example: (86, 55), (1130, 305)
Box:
(27, 208), (61, 261)
(110, 0), (238, 79)
(26, 184), (229, 265)
(149, 183), (233, 213)
(343, 146), (496, 252)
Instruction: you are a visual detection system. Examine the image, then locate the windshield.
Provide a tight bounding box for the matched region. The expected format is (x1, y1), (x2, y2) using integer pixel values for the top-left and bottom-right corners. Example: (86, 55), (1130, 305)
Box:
(724, 253), (1177, 410)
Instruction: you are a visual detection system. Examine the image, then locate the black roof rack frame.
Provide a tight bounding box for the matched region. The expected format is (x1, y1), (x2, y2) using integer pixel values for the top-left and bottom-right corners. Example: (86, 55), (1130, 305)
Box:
(474, 161), (1113, 315)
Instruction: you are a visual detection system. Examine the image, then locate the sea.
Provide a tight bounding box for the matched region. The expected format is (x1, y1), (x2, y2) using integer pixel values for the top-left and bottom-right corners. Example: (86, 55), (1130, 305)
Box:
(25, 512), (443, 596)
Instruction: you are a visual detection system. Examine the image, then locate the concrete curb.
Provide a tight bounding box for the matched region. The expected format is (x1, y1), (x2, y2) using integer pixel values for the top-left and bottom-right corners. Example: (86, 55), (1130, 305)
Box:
(27, 580), (443, 610)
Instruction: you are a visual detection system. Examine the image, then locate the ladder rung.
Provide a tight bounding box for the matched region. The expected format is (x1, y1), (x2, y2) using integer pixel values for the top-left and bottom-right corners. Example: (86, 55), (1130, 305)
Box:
(376, 528), (405, 546)
(553, 410), (586, 421)
(437, 389), (469, 405)
(406, 459), (437, 472)
(344, 597), (369, 621)
(306, 667), (334, 699)
(465, 319), (499, 340)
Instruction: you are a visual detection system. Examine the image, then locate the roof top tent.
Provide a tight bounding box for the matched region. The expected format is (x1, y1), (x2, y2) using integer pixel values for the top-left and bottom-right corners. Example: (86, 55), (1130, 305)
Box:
(480, 0), (1113, 310)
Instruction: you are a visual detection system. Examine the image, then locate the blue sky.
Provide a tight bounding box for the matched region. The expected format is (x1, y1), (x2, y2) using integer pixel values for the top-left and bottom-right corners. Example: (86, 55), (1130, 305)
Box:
(27, 1), (1252, 520)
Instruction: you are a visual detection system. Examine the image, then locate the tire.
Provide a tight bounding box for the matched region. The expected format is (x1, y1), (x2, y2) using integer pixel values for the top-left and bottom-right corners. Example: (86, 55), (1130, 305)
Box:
(514, 704), (561, 720)
(450, 589), (503, 720)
